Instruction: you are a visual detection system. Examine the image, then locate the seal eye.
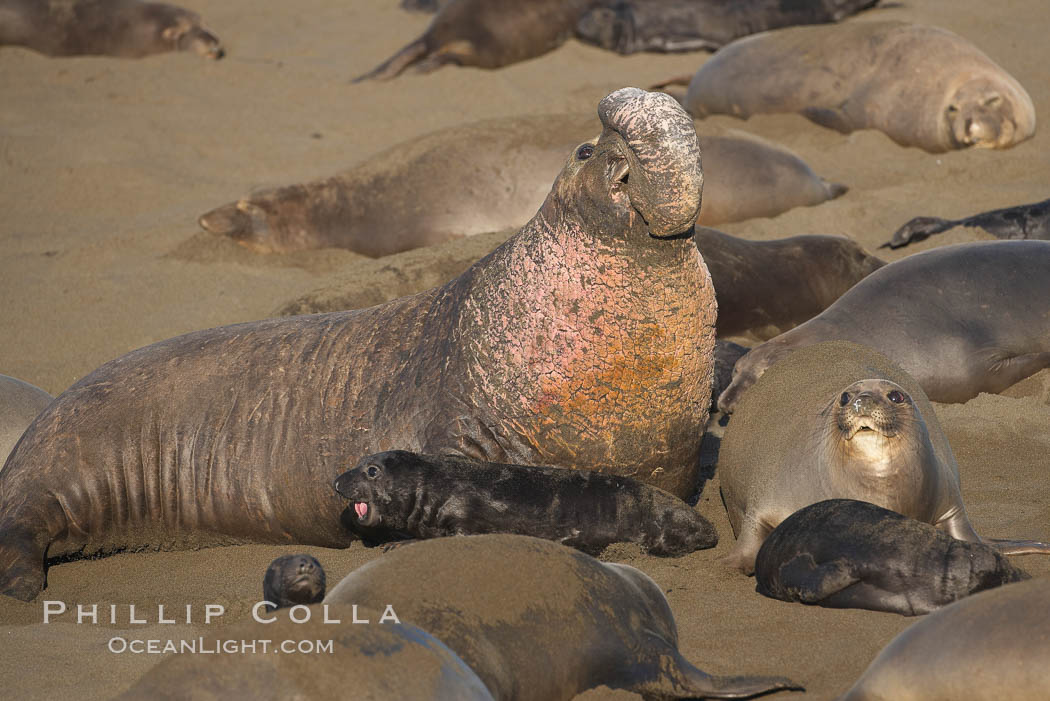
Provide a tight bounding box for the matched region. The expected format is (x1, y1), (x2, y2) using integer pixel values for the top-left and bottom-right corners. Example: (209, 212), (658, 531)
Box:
(366, 465), (380, 479)
(887, 390), (906, 404)
(946, 104), (959, 114)
(839, 392), (850, 406)
(576, 143), (594, 160)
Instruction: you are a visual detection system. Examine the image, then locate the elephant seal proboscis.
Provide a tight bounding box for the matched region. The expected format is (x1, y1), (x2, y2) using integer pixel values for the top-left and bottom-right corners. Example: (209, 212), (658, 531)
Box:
(683, 21), (1035, 152)
(0, 374), (52, 465)
(333, 450), (718, 556)
(882, 197), (1050, 249)
(116, 605), (495, 701)
(755, 499), (1029, 616)
(718, 241), (1050, 412)
(353, 0), (594, 81)
(262, 554), (326, 611)
(836, 578), (1050, 701)
(718, 341), (1050, 574)
(325, 534), (803, 700)
(0, 0), (223, 59)
(199, 115), (846, 257)
(0, 88), (716, 601)
(575, 0), (880, 54)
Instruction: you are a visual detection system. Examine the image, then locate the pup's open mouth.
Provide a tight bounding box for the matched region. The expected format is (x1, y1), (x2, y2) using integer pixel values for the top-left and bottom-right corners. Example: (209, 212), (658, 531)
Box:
(354, 502), (368, 519)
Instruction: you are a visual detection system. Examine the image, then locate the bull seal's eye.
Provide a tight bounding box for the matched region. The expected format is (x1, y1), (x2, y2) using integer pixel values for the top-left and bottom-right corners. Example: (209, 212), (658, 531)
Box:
(839, 392), (850, 406)
(576, 143), (594, 160)
(887, 390), (906, 404)
(366, 465), (380, 478)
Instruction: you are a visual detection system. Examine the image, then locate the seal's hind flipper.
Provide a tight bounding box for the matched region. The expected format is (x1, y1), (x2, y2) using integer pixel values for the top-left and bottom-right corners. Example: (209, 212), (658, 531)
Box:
(636, 644), (804, 699)
(353, 38), (430, 82)
(879, 216), (955, 249)
(761, 553), (859, 604)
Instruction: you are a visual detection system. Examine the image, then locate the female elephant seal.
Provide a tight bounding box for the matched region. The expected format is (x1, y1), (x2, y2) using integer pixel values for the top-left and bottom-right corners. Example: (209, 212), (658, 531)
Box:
(199, 115), (845, 257)
(683, 21), (1035, 152)
(882, 196), (1050, 249)
(325, 534), (803, 700)
(262, 554), (326, 610)
(0, 0), (223, 59)
(0, 89), (716, 601)
(718, 241), (1050, 413)
(0, 374), (51, 465)
(718, 341), (1050, 574)
(836, 578), (1050, 701)
(755, 499), (1029, 616)
(333, 450), (718, 556)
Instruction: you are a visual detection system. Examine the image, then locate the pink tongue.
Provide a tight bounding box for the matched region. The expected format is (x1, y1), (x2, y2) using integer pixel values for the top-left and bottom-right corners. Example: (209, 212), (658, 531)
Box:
(354, 502), (368, 519)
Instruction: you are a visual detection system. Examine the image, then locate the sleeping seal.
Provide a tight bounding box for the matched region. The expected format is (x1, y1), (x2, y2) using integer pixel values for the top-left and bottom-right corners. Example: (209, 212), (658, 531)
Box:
(683, 21), (1035, 152)
(882, 197), (1050, 249)
(755, 499), (1028, 616)
(0, 374), (52, 465)
(718, 341), (1050, 573)
(334, 450), (718, 556)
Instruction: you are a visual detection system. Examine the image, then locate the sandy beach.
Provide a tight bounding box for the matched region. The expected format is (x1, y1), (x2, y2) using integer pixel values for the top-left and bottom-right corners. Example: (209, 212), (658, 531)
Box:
(1, 0), (1048, 698)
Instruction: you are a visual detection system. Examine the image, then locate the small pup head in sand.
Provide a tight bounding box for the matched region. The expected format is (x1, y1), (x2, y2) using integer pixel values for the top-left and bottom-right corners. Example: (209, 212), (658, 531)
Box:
(262, 554), (326, 611)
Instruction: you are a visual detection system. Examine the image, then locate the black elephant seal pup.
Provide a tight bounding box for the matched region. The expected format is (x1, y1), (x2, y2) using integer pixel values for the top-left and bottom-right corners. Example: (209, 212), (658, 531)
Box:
(116, 605), (495, 701)
(755, 499), (1029, 616)
(0, 89), (716, 601)
(882, 197), (1050, 249)
(0, 0), (223, 59)
(719, 241), (1050, 412)
(575, 0), (879, 54)
(837, 578), (1050, 701)
(719, 342), (1050, 574)
(262, 554), (326, 611)
(0, 374), (51, 464)
(334, 450), (718, 556)
(326, 534), (803, 700)
(684, 21), (1035, 152)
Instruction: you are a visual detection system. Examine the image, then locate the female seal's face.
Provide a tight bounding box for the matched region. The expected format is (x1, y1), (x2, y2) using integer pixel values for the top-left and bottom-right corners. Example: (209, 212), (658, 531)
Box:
(946, 81), (1016, 148)
(833, 379), (915, 441)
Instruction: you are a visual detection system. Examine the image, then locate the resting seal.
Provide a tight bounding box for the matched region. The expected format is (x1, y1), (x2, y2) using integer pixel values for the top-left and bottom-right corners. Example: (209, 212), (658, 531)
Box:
(199, 115), (845, 257)
(0, 0), (223, 59)
(882, 197), (1050, 249)
(683, 21), (1036, 152)
(836, 578), (1050, 700)
(719, 241), (1050, 412)
(334, 450), (718, 556)
(262, 554), (326, 611)
(718, 342), (1050, 573)
(575, 0), (879, 54)
(0, 374), (51, 465)
(0, 89), (715, 601)
(325, 534), (802, 700)
(755, 499), (1029, 616)
(117, 605), (495, 700)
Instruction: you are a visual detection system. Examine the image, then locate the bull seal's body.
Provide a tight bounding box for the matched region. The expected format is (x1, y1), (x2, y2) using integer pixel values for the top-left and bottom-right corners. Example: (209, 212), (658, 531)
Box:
(334, 450), (717, 556)
(0, 374), (51, 465)
(719, 342), (1050, 574)
(199, 115), (845, 257)
(684, 21), (1035, 152)
(325, 534), (802, 700)
(755, 499), (1029, 615)
(262, 554), (326, 610)
(0, 0), (223, 59)
(836, 578), (1050, 700)
(0, 88), (716, 601)
(719, 241), (1050, 412)
(883, 197), (1050, 249)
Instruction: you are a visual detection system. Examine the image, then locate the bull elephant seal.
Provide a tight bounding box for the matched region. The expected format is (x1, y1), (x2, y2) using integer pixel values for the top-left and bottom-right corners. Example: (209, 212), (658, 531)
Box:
(683, 22), (1036, 152)
(718, 241), (1050, 412)
(718, 341), (1050, 573)
(262, 554), (326, 611)
(116, 606), (495, 701)
(353, 0), (595, 81)
(0, 88), (716, 601)
(695, 228), (883, 339)
(755, 499), (1029, 616)
(836, 578), (1050, 700)
(325, 534), (802, 700)
(882, 197), (1050, 249)
(0, 374), (51, 465)
(0, 0), (223, 59)
(575, 0), (880, 54)
(333, 450), (718, 556)
(199, 115), (845, 257)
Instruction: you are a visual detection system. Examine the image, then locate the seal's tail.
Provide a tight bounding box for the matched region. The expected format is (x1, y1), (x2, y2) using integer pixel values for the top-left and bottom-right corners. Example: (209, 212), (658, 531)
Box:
(824, 180), (849, 200)
(878, 216), (954, 249)
(352, 39), (429, 83)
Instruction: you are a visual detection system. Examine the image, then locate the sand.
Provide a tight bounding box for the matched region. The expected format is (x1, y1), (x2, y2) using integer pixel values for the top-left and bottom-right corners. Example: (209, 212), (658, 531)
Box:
(1, 0), (1048, 698)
